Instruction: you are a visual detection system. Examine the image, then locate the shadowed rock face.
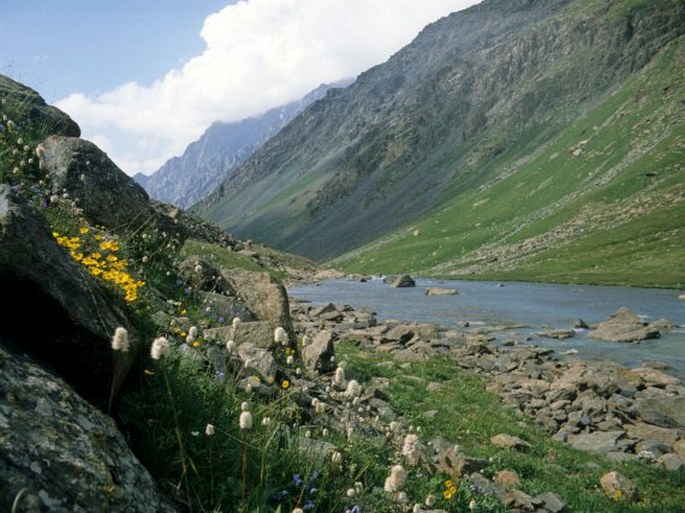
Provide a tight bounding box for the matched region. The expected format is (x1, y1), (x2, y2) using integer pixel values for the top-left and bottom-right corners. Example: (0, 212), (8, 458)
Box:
(0, 339), (178, 513)
(0, 75), (81, 140)
(0, 185), (137, 403)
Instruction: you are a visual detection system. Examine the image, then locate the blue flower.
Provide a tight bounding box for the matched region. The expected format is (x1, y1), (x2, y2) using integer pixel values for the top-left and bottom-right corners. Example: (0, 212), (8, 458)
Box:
(293, 473), (303, 487)
(303, 498), (315, 510)
(345, 506), (362, 513)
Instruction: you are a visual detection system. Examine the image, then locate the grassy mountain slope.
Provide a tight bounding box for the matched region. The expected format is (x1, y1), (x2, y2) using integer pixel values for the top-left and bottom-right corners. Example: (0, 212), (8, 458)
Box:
(333, 36), (685, 288)
(196, 0), (685, 287)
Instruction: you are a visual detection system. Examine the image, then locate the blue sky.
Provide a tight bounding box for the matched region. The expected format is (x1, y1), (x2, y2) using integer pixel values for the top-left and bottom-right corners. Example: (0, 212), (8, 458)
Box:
(1, 0), (479, 176)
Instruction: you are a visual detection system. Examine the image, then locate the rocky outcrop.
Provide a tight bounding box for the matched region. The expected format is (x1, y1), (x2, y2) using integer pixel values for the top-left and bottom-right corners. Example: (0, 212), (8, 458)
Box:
(0, 185), (136, 402)
(40, 136), (156, 231)
(589, 307), (664, 342)
(383, 275), (416, 288)
(0, 75), (80, 139)
(0, 340), (177, 513)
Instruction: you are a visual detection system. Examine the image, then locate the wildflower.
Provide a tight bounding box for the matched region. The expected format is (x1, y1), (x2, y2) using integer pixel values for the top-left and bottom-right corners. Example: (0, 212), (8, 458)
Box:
(188, 326), (198, 340)
(150, 337), (170, 360)
(443, 479), (457, 500)
(469, 499), (477, 511)
(232, 317), (240, 329)
(281, 379), (290, 389)
(245, 383), (253, 394)
(192, 340), (201, 348)
(239, 410), (253, 430)
(396, 492), (408, 504)
(412, 503), (421, 513)
(345, 506), (361, 513)
(194, 264), (202, 273)
(111, 326), (129, 352)
(286, 355), (294, 365)
(274, 326), (288, 345)
(345, 379), (361, 398)
(301, 334), (310, 346)
(205, 423), (215, 436)
(292, 509), (304, 513)
(402, 433), (423, 466)
(346, 488), (356, 497)
(241, 401), (249, 411)
(322, 428), (328, 437)
(334, 366), (345, 385)
(384, 465), (406, 493)
(330, 451), (342, 465)
(425, 494), (436, 507)
(226, 339), (235, 353)
(262, 416), (271, 427)
(143, 369), (155, 376)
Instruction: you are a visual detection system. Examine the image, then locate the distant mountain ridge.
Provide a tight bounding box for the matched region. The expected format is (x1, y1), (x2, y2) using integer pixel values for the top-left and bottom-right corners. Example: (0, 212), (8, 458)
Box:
(135, 79), (352, 208)
(194, 0), (684, 286)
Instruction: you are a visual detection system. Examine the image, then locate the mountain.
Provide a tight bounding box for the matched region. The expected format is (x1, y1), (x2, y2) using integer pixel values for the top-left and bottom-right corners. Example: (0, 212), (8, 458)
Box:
(136, 79), (352, 208)
(194, 0), (685, 286)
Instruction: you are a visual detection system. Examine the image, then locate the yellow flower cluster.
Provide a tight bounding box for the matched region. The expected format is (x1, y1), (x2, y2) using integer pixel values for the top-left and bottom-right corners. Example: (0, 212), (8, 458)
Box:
(443, 479), (457, 500)
(53, 229), (144, 302)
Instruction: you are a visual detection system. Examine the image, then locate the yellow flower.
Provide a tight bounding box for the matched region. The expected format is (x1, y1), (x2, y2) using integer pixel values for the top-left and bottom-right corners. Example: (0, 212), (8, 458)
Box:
(192, 340), (201, 348)
(144, 369), (155, 376)
(79, 227), (89, 234)
(281, 379), (290, 389)
(443, 480), (457, 500)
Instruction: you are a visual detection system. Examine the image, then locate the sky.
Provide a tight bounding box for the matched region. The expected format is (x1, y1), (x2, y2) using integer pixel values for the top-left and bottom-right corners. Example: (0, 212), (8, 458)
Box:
(1, 0), (480, 176)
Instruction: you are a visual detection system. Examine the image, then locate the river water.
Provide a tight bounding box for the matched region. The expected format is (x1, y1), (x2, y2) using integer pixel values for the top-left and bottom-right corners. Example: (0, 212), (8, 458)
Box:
(288, 277), (685, 380)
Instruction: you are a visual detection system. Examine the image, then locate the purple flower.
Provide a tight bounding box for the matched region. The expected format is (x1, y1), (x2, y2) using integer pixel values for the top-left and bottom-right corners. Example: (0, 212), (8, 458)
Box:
(345, 506), (362, 513)
(293, 473), (303, 487)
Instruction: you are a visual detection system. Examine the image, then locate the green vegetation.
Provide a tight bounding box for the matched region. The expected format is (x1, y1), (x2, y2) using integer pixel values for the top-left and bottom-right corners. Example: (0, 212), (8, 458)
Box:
(332, 36), (685, 288)
(337, 340), (685, 513)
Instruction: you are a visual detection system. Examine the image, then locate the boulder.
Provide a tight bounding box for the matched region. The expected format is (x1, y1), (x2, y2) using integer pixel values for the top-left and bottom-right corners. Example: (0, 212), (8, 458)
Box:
(0, 186), (137, 402)
(589, 307), (660, 342)
(599, 471), (637, 501)
(0, 340), (177, 512)
(301, 330), (336, 375)
(221, 268), (294, 336)
(425, 287), (458, 296)
(567, 430), (631, 453)
(0, 74), (80, 139)
(237, 342), (277, 380)
(383, 275), (416, 288)
(41, 136), (155, 231)
(490, 433), (532, 451)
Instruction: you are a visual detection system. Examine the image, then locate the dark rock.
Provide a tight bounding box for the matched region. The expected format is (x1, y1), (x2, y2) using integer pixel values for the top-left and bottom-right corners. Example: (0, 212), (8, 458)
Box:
(0, 186), (136, 402)
(0, 340), (177, 513)
(0, 74), (80, 139)
(302, 329), (336, 374)
(41, 136), (156, 231)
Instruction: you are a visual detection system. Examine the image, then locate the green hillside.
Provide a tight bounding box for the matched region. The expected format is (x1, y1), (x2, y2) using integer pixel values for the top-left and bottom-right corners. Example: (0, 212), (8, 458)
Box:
(332, 36), (685, 288)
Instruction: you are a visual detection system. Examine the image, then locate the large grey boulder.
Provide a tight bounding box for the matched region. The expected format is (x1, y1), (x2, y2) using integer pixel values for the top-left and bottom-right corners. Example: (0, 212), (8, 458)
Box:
(0, 340), (177, 513)
(40, 136), (155, 230)
(0, 186), (137, 401)
(589, 307), (661, 342)
(302, 329), (336, 375)
(0, 74), (80, 139)
(221, 268), (293, 335)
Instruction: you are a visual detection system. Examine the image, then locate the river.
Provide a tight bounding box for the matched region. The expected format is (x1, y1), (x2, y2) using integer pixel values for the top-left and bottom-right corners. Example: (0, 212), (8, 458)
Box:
(288, 277), (685, 380)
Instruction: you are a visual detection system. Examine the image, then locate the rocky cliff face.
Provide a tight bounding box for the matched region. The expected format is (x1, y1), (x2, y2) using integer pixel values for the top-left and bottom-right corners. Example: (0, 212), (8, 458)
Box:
(195, 0), (685, 264)
(137, 80), (351, 209)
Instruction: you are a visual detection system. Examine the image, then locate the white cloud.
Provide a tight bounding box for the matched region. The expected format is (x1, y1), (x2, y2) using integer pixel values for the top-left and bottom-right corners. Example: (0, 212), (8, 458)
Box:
(56, 0), (479, 176)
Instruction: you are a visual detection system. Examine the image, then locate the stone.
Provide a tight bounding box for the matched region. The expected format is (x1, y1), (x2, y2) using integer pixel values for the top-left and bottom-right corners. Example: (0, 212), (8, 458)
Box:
(589, 307), (660, 342)
(672, 439), (685, 457)
(0, 74), (80, 138)
(494, 470), (520, 487)
(567, 430), (630, 453)
(237, 342), (277, 380)
(221, 269), (294, 335)
(302, 330), (336, 374)
(0, 341), (177, 512)
(599, 471), (637, 501)
(657, 453), (685, 471)
(537, 329), (575, 340)
(383, 274), (416, 288)
(491, 433), (532, 451)
(503, 489), (542, 510)
(0, 186), (137, 402)
(41, 136), (157, 231)
(537, 491), (568, 513)
(624, 422), (681, 446)
(425, 287), (458, 295)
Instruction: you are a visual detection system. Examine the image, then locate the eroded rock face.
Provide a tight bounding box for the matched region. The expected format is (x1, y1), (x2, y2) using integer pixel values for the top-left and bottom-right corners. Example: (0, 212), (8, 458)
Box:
(0, 340), (177, 513)
(40, 136), (154, 230)
(0, 74), (80, 139)
(0, 186), (137, 402)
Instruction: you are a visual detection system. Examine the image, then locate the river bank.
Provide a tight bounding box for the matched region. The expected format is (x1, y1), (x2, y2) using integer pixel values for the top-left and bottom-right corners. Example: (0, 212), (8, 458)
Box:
(288, 276), (685, 381)
(289, 292), (685, 471)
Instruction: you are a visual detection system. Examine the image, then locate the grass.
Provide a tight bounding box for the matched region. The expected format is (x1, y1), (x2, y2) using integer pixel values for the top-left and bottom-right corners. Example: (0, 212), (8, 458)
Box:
(331, 36), (685, 289)
(336, 340), (685, 513)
